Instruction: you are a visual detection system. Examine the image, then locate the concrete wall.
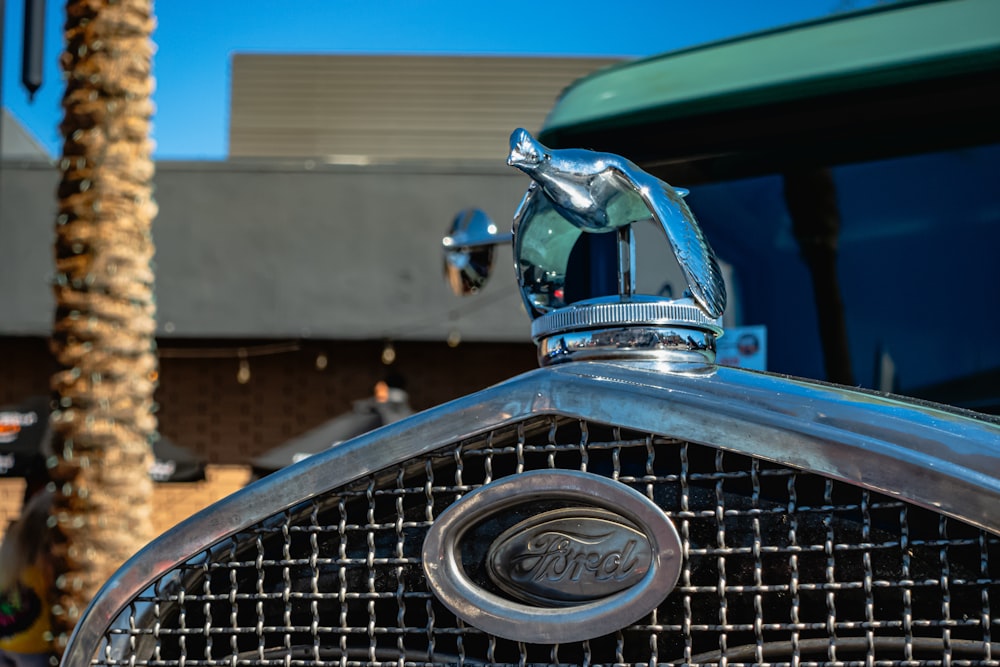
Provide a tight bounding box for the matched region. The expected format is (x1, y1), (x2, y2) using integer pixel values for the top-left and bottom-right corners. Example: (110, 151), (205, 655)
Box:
(0, 158), (533, 342)
(0, 161), (55, 334)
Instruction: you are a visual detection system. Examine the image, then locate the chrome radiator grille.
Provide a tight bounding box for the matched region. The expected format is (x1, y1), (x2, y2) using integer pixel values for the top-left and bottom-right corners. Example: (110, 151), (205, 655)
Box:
(98, 417), (1000, 666)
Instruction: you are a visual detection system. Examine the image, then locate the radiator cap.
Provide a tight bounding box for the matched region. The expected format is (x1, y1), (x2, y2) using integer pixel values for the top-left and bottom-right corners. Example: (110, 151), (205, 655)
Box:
(506, 129), (727, 366)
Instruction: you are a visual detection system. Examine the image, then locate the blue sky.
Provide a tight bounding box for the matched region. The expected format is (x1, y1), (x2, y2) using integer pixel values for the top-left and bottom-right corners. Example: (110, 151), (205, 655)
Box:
(3, 1), (874, 159)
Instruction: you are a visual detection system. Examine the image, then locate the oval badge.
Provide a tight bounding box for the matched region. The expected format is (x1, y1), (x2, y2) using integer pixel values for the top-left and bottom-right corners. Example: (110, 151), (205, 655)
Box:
(422, 470), (682, 644)
(488, 507), (651, 606)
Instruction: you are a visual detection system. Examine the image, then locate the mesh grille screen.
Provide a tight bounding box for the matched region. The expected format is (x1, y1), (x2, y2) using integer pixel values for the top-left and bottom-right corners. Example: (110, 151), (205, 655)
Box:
(96, 417), (1000, 666)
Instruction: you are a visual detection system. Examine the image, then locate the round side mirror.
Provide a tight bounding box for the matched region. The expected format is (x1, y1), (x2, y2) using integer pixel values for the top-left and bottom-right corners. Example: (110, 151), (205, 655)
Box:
(442, 209), (510, 296)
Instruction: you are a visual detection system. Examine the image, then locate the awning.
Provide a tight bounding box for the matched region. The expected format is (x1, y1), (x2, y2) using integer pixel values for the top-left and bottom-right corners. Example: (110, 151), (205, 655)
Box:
(0, 396), (205, 482)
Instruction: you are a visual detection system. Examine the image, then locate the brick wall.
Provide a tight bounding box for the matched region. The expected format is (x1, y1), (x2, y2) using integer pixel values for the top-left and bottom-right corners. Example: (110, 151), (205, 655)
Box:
(1, 335), (537, 542)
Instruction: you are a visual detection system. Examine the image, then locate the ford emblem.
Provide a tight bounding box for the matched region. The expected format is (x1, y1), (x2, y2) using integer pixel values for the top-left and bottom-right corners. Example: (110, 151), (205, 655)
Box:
(488, 507), (651, 605)
(422, 470), (682, 644)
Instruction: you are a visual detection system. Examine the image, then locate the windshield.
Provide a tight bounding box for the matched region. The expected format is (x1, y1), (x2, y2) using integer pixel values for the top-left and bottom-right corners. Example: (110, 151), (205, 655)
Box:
(687, 142), (1000, 410)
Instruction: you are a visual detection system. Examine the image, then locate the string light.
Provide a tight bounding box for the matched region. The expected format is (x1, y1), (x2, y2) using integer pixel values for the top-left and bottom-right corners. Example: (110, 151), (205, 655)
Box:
(236, 348), (251, 384)
(315, 352), (328, 370)
(381, 341), (396, 365)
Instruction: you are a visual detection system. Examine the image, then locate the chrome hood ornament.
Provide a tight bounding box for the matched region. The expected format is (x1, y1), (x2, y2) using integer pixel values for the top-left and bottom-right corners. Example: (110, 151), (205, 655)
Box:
(506, 129), (727, 365)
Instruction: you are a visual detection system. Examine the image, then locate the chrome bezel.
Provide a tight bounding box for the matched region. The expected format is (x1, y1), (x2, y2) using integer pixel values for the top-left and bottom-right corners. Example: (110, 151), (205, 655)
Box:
(421, 470), (682, 643)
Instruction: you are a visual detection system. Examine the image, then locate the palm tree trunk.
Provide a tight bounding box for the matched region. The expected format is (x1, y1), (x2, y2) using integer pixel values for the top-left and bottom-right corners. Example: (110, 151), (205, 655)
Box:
(48, 0), (158, 650)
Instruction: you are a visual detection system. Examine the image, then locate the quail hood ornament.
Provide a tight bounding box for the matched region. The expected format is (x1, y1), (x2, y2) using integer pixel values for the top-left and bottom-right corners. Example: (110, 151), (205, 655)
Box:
(506, 129), (727, 365)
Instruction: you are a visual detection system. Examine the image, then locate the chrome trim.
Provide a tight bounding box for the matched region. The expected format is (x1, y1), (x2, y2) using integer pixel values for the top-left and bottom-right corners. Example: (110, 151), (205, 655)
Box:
(421, 470), (682, 643)
(531, 296), (723, 341)
(537, 325), (718, 366)
(63, 360), (1000, 667)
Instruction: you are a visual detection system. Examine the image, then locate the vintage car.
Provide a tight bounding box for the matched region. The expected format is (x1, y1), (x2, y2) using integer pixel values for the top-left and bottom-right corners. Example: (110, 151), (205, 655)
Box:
(61, 137), (1000, 666)
(61, 2), (1000, 666)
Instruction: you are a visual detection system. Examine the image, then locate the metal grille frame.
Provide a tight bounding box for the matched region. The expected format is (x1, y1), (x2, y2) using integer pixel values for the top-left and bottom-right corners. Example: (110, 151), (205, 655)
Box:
(63, 362), (1000, 667)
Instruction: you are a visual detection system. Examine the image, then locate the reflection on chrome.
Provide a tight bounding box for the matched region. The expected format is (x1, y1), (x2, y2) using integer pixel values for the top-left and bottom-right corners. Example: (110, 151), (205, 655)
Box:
(508, 128), (725, 319)
(441, 208), (511, 295)
(506, 129), (726, 365)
